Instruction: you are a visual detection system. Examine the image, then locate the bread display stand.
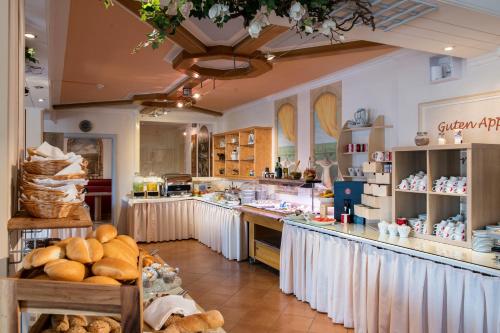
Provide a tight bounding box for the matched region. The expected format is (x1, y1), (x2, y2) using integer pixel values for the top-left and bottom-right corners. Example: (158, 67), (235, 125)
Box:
(8, 206), (93, 268)
(0, 254), (143, 333)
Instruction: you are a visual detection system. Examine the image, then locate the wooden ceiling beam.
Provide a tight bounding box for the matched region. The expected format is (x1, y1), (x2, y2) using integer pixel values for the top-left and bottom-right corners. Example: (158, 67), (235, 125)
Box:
(274, 41), (390, 62)
(233, 25), (289, 55)
(141, 101), (222, 117)
(52, 100), (134, 110)
(115, 0), (207, 53)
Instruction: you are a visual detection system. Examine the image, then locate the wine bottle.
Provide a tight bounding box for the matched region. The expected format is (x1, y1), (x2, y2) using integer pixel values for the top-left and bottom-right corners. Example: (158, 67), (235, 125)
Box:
(275, 157), (283, 179)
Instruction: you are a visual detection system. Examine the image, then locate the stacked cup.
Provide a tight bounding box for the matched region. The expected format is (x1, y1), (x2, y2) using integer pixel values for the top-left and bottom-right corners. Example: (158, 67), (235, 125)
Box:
(431, 176), (467, 194)
(397, 171), (427, 192)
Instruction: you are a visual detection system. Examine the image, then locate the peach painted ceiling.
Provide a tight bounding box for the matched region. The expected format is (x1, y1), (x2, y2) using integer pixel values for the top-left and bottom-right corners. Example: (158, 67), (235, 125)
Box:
(57, 0), (397, 112)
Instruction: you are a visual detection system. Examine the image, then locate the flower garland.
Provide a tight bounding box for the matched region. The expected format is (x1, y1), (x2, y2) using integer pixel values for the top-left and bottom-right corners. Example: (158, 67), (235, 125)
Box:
(103, 0), (375, 52)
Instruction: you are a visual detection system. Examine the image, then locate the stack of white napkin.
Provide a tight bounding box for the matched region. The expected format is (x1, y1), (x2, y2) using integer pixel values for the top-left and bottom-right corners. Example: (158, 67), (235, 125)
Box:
(144, 295), (200, 331)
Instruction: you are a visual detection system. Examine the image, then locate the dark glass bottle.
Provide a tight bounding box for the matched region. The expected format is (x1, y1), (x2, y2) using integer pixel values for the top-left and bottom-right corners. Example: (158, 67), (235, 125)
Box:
(275, 157), (283, 179)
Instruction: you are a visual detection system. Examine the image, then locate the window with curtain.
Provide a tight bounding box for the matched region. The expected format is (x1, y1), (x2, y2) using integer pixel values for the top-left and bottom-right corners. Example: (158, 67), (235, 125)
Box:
(313, 92), (339, 182)
(276, 103), (297, 163)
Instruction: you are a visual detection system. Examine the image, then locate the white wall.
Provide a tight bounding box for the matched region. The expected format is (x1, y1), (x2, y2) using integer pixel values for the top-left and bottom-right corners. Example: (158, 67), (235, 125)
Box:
(222, 49), (500, 166)
(44, 107), (139, 233)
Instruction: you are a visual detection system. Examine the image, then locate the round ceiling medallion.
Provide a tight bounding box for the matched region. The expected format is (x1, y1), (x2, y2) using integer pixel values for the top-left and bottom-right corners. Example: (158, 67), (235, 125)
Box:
(172, 46), (272, 80)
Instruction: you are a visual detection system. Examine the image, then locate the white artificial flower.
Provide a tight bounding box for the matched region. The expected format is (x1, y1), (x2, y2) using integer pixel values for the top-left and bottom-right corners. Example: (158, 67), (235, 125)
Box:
(289, 2), (306, 21)
(304, 24), (313, 34)
(180, 1), (193, 18)
(248, 14), (270, 38)
(319, 19), (336, 36)
(208, 3), (229, 20)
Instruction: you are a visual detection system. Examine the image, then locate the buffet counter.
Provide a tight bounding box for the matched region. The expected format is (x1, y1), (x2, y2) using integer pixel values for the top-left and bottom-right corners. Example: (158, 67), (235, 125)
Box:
(280, 219), (500, 332)
(126, 196), (247, 261)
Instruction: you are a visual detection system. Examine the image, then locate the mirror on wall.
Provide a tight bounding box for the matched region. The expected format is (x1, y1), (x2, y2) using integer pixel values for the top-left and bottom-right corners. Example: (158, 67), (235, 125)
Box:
(275, 97), (297, 166)
(311, 83), (342, 186)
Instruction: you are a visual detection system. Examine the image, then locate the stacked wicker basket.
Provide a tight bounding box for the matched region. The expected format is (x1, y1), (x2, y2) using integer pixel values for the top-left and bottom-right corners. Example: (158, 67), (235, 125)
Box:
(20, 147), (88, 219)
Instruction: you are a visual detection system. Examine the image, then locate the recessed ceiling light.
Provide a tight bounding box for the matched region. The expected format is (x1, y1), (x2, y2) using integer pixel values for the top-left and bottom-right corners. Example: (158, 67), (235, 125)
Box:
(193, 93), (201, 100)
(176, 101), (184, 108)
(264, 53), (275, 61)
(444, 46), (454, 52)
(38, 98), (44, 102)
(183, 131), (187, 136)
(193, 73), (200, 79)
(24, 33), (36, 39)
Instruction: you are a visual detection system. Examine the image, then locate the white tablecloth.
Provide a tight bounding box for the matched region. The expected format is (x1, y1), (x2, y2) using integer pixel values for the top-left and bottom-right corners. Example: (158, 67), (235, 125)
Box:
(280, 223), (500, 333)
(128, 199), (247, 261)
(194, 201), (248, 261)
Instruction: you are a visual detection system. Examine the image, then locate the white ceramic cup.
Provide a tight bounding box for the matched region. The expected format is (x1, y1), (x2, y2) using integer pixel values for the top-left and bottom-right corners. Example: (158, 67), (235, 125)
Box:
(388, 223), (398, 237)
(378, 221), (389, 235)
(398, 179), (409, 190)
(398, 225), (411, 238)
(348, 167), (355, 176)
(372, 151), (385, 162)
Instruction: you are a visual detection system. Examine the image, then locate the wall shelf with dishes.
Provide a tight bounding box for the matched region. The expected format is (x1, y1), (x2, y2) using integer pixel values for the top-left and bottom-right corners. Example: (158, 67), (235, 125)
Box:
(337, 115), (393, 180)
(212, 127), (271, 179)
(392, 143), (500, 248)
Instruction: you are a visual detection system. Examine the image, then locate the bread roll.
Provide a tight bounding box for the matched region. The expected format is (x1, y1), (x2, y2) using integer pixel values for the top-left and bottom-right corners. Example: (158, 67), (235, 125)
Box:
(92, 258), (138, 280)
(69, 315), (88, 327)
(32, 272), (51, 280)
(115, 235), (139, 256)
(163, 311), (224, 333)
(88, 319), (111, 333)
(86, 230), (95, 239)
(51, 314), (69, 331)
(102, 240), (137, 266)
(67, 326), (88, 333)
(95, 224), (117, 243)
(26, 246), (65, 268)
(66, 237), (104, 264)
(44, 259), (85, 282)
(94, 317), (121, 333)
(56, 237), (76, 249)
(83, 276), (121, 286)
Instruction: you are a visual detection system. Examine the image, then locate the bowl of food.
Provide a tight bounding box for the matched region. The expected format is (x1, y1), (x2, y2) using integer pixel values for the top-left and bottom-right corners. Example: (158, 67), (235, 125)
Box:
(290, 171), (302, 180)
(303, 168), (316, 182)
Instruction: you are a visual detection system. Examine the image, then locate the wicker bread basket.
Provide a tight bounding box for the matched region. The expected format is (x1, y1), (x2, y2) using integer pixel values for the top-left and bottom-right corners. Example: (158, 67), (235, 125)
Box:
(23, 172), (87, 182)
(23, 160), (72, 175)
(21, 189), (68, 202)
(22, 180), (86, 193)
(21, 200), (81, 219)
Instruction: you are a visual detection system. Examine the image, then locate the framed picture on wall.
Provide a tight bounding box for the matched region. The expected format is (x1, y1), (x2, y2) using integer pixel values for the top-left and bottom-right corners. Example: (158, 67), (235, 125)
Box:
(67, 138), (103, 179)
(275, 96), (297, 167)
(310, 82), (342, 185)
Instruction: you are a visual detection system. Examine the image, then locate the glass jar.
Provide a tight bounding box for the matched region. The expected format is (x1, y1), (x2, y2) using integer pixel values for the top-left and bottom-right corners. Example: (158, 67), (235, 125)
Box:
(133, 174), (144, 192)
(415, 131), (430, 146)
(437, 132), (446, 145)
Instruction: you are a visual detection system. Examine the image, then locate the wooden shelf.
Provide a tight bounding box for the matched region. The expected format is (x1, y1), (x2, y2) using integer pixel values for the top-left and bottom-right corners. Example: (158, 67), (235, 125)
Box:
(7, 206), (92, 231)
(394, 189), (427, 194)
(212, 127), (271, 180)
(343, 152), (368, 155)
(429, 191), (467, 197)
(343, 175), (367, 179)
(343, 125), (393, 132)
(392, 144), (500, 249)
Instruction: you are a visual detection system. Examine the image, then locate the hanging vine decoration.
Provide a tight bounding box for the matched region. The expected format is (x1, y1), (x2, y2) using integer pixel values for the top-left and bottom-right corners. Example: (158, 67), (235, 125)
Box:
(102, 0), (375, 52)
(25, 47), (39, 64)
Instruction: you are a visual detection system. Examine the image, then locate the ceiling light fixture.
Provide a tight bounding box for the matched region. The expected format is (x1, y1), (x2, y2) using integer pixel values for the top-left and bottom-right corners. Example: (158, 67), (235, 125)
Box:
(176, 101), (184, 108)
(183, 131), (187, 136)
(264, 53), (275, 61)
(24, 33), (36, 39)
(193, 73), (200, 79)
(193, 93), (201, 100)
(38, 98), (45, 102)
(444, 46), (454, 52)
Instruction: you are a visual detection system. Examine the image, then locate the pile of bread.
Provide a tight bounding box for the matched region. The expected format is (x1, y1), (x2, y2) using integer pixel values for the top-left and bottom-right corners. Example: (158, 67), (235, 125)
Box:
(22, 224), (139, 284)
(42, 315), (121, 333)
(21, 142), (89, 218)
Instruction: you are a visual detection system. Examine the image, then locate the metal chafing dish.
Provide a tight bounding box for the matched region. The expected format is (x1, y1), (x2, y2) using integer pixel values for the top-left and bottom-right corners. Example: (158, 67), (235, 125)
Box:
(161, 173), (192, 197)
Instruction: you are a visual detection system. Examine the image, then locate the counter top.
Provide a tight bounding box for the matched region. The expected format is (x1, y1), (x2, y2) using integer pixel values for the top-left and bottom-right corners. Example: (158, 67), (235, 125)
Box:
(284, 219), (500, 277)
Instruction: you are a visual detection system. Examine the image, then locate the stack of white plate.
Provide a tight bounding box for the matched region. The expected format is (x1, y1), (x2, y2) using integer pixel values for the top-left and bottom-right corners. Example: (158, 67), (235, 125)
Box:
(240, 190), (256, 204)
(472, 230), (495, 253)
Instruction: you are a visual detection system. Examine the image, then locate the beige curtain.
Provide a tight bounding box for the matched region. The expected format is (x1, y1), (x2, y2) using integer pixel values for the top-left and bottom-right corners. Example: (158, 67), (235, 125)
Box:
(278, 103), (296, 142)
(314, 93), (338, 139)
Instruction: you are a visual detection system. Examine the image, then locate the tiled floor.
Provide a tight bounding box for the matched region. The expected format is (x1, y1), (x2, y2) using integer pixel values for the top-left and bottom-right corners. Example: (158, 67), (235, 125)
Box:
(142, 240), (354, 333)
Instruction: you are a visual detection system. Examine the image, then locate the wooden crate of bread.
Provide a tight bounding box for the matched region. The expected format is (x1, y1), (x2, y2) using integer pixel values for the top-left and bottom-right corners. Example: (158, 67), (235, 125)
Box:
(0, 224), (144, 333)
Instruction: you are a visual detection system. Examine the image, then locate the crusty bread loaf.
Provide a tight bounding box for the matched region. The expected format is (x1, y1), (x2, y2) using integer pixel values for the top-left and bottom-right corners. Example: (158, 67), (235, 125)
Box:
(163, 310), (224, 333)
(102, 239), (137, 266)
(66, 237), (104, 264)
(25, 246), (65, 268)
(86, 230), (96, 239)
(83, 276), (121, 286)
(92, 258), (139, 280)
(88, 319), (111, 333)
(95, 224), (117, 243)
(66, 326), (88, 333)
(115, 235), (139, 256)
(44, 259), (86, 282)
(94, 316), (121, 333)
